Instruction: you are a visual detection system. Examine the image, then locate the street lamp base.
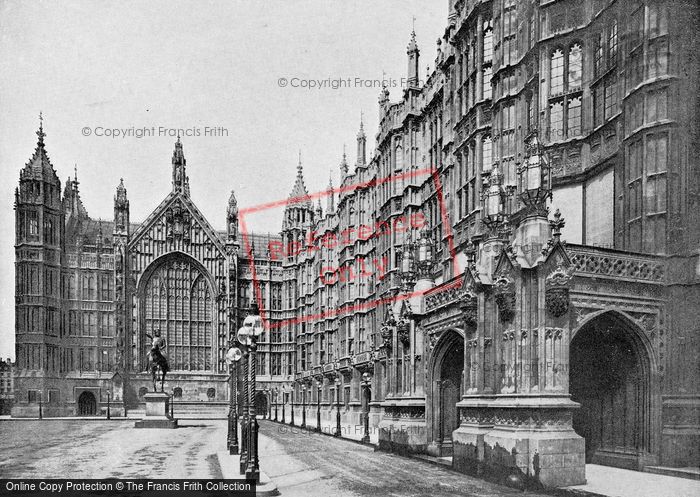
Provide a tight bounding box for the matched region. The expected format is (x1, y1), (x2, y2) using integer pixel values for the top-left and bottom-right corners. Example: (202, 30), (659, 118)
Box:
(239, 452), (248, 475)
(361, 435), (369, 443)
(229, 444), (239, 455)
(245, 469), (259, 482)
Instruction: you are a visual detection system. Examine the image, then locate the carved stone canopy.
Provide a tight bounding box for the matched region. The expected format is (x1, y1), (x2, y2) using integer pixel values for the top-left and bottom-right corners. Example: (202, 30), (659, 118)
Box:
(545, 264), (573, 317)
(494, 275), (516, 323)
(459, 291), (478, 331)
(397, 318), (410, 345)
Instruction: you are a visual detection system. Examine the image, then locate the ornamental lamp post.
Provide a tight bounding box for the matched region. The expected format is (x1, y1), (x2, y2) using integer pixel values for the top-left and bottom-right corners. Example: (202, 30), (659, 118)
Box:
(315, 379), (322, 433)
(361, 372), (372, 443)
(334, 375), (342, 437)
(106, 387), (111, 420)
(281, 387), (286, 423)
(301, 384), (307, 428)
(225, 344), (243, 455)
(273, 387), (278, 422)
(290, 385), (296, 426)
(238, 309), (263, 482)
(263, 388), (270, 419)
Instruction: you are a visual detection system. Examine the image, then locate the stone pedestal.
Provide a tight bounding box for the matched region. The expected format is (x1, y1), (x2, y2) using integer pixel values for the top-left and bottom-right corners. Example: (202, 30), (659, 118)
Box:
(135, 392), (178, 429)
(452, 397), (585, 488)
(377, 400), (427, 455)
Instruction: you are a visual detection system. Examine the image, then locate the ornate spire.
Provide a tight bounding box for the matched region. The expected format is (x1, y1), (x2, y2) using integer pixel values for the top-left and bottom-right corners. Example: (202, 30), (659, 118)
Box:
(227, 190), (238, 241)
(340, 144), (348, 176)
(115, 178), (128, 205)
(114, 178), (129, 234)
(356, 117), (366, 168)
(228, 190), (238, 213)
(407, 21), (418, 53)
(326, 171), (335, 214)
(21, 113), (59, 186)
(287, 151), (312, 208)
(315, 199), (323, 218)
(172, 136), (188, 194)
(407, 21), (420, 87)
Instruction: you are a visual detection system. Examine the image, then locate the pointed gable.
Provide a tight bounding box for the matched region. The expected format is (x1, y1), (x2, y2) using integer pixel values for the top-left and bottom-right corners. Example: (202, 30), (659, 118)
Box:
(20, 117), (59, 186)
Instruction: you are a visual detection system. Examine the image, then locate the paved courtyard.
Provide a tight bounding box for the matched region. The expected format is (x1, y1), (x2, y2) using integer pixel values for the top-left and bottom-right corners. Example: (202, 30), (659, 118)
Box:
(1, 419), (697, 497)
(0, 419), (224, 479)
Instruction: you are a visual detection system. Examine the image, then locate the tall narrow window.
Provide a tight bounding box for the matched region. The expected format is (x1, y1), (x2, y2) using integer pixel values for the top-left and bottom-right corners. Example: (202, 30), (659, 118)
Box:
(607, 22), (618, 66)
(567, 96), (582, 136)
(483, 26), (493, 62)
(550, 49), (564, 94)
(604, 76), (617, 120)
(483, 66), (492, 100)
(594, 33), (604, 78)
(482, 136), (492, 171)
(550, 101), (564, 139)
(568, 44), (582, 89)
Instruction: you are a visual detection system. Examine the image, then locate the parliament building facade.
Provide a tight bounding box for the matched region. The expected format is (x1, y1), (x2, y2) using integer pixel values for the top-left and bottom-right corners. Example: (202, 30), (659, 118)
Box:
(11, 0), (699, 487)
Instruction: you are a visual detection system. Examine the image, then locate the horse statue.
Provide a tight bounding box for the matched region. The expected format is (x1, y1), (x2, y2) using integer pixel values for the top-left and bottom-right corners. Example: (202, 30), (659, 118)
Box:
(145, 330), (170, 392)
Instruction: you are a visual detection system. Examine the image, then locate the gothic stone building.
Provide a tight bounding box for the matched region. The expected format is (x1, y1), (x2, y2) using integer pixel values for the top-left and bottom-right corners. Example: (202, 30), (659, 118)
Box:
(279, 0), (699, 487)
(10, 0), (700, 488)
(12, 129), (291, 417)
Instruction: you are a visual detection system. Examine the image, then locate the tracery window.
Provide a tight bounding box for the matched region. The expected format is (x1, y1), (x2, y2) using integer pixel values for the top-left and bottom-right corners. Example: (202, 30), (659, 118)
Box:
(142, 257), (213, 371)
(548, 44), (583, 139)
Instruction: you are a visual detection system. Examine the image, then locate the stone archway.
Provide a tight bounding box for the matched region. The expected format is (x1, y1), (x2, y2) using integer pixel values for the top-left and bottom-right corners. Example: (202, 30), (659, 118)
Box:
(427, 330), (464, 457)
(78, 391), (97, 416)
(570, 310), (656, 470)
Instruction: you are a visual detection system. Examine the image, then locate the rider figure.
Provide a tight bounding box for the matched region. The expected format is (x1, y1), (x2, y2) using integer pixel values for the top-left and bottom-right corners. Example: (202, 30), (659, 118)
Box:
(145, 329), (167, 370)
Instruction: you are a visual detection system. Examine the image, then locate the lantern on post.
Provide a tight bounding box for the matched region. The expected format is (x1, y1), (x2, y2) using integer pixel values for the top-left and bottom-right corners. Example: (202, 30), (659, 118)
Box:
(482, 163), (506, 230)
(416, 228), (434, 279)
(398, 239), (416, 291)
(518, 131), (552, 210)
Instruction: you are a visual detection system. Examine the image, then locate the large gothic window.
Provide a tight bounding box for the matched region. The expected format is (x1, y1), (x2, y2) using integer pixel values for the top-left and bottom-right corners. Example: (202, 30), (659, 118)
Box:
(142, 257), (213, 371)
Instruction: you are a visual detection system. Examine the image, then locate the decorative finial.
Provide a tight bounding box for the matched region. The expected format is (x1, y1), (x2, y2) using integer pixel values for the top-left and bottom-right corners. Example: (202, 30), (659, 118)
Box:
(297, 150), (302, 175)
(36, 111), (46, 146)
(550, 209), (566, 240)
(74, 164), (78, 183)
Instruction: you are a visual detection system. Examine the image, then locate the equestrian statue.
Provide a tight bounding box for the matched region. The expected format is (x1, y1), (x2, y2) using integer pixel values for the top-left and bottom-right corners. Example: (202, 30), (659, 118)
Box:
(145, 329), (170, 392)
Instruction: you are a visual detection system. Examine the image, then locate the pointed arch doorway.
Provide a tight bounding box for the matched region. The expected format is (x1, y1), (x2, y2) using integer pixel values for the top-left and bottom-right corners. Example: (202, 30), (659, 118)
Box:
(570, 311), (656, 470)
(428, 330), (464, 457)
(78, 391), (97, 416)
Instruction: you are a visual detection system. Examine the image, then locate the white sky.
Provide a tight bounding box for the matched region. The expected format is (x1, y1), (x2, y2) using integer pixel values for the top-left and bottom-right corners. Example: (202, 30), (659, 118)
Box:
(0, 0), (447, 359)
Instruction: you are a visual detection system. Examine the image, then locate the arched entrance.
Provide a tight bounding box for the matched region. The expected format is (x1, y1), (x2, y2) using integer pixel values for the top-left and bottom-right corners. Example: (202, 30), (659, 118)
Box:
(78, 391), (97, 416)
(254, 391), (268, 417)
(570, 311), (654, 470)
(429, 330), (464, 457)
